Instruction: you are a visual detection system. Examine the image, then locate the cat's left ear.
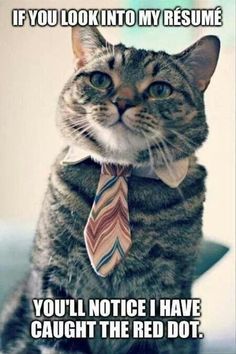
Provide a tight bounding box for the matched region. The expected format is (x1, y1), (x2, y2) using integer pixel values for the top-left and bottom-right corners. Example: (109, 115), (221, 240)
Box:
(72, 26), (108, 68)
(175, 35), (220, 91)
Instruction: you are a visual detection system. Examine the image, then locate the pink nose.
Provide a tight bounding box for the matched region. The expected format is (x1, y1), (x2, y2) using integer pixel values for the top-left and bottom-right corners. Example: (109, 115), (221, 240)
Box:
(118, 86), (134, 99)
(113, 86), (135, 115)
(115, 99), (134, 115)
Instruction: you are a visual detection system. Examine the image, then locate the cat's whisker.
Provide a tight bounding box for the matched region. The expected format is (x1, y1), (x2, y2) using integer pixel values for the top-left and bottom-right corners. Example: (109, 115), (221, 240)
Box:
(71, 127), (95, 138)
(167, 128), (198, 148)
(154, 143), (173, 177)
(63, 125), (92, 136)
(63, 120), (90, 129)
(142, 132), (155, 168)
(161, 136), (187, 154)
(65, 122), (96, 140)
(160, 139), (174, 165)
(147, 128), (186, 155)
(164, 131), (196, 153)
(140, 126), (164, 146)
(70, 129), (94, 138)
(62, 115), (92, 125)
(68, 121), (91, 128)
(78, 127), (96, 138)
(62, 116), (89, 124)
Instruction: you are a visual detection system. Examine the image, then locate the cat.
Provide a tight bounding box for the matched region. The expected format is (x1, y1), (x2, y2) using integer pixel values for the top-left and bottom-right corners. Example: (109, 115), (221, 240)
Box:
(0, 26), (220, 354)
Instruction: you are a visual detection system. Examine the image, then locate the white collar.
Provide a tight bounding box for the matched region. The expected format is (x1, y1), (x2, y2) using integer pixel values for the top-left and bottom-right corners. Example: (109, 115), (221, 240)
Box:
(61, 145), (189, 188)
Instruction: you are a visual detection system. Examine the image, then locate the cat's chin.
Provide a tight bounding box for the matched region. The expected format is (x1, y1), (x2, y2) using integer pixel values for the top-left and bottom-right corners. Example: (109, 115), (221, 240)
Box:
(89, 122), (147, 165)
(95, 122), (146, 152)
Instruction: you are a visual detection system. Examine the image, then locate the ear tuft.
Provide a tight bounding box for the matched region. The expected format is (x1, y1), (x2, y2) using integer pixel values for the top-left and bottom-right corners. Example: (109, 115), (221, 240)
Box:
(72, 26), (108, 68)
(175, 35), (220, 91)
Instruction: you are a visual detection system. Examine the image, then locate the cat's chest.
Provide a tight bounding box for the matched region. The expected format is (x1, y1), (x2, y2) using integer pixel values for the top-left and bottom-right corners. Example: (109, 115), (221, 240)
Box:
(35, 159), (206, 299)
(63, 194), (188, 295)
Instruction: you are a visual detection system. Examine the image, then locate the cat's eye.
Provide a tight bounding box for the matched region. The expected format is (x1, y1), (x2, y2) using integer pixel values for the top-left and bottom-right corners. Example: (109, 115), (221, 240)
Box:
(90, 72), (112, 90)
(148, 81), (172, 99)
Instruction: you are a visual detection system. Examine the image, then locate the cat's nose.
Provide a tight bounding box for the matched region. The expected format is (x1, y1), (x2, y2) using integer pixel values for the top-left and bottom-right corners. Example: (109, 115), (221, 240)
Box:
(113, 99), (134, 116)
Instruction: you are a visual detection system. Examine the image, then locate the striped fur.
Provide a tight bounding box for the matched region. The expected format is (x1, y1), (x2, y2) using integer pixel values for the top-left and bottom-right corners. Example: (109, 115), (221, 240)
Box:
(0, 27), (220, 354)
(0, 154), (206, 354)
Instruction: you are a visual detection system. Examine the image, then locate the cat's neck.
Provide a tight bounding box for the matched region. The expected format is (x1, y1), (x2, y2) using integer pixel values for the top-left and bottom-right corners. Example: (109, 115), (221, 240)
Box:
(62, 145), (191, 188)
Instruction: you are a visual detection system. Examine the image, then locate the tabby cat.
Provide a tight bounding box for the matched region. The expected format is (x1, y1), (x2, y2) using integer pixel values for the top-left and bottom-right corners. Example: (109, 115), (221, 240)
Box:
(0, 26), (220, 354)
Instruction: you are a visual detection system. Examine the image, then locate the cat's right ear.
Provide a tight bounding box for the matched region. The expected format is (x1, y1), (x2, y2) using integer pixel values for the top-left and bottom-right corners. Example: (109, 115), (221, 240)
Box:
(72, 26), (107, 68)
(175, 35), (220, 92)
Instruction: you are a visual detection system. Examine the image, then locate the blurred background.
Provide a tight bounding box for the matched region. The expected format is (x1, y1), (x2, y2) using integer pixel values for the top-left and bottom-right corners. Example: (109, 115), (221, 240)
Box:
(0, 0), (235, 353)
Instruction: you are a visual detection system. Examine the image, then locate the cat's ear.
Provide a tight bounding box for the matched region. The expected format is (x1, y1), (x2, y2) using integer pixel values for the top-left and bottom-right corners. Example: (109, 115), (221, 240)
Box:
(175, 35), (220, 91)
(72, 26), (108, 68)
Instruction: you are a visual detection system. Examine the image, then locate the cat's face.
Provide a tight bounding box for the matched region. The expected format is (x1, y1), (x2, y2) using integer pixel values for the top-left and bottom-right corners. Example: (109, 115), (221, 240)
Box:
(58, 27), (220, 167)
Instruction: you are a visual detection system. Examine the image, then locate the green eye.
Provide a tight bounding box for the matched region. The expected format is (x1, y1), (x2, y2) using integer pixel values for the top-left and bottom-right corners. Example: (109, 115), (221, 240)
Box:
(90, 72), (112, 90)
(148, 82), (172, 99)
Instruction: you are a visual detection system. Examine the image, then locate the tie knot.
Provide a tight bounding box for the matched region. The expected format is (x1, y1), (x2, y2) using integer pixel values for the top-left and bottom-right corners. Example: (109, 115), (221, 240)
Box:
(101, 163), (132, 177)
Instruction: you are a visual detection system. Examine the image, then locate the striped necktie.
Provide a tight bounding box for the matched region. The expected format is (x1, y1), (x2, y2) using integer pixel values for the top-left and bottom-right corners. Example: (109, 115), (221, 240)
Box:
(84, 163), (132, 277)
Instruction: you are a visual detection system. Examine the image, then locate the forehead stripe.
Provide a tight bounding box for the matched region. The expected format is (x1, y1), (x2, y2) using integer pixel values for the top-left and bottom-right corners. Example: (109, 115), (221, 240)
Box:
(108, 57), (115, 70)
(121, 52), (126, 65)
(152, 63), (160, 77)
(144, 56), (155, 67)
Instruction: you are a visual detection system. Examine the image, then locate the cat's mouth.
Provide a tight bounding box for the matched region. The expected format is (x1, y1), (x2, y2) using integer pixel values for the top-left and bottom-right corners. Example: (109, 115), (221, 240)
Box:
(106, 108), (142, 136)
(91, 115), (147, 155)
(109, 117), (135, 134)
